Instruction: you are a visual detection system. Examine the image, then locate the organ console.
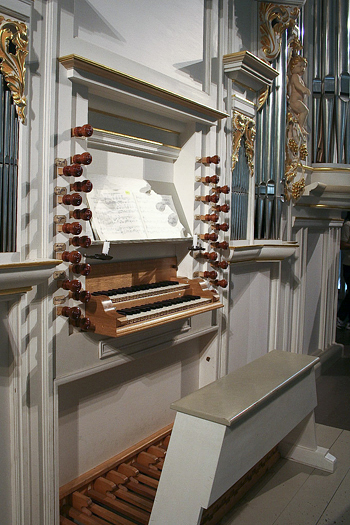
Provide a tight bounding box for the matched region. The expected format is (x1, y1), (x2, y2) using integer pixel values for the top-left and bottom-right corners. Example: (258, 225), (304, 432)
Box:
(58, 222), (83, 235)
(72, 152), (93, 165)
(70, 235), (92, 248)
(70, 180), (93, 193)
(211, 241), (229, 250)
(72, 124), (94, 137)
(212, 203), (230, 213)
(70, 208), (93, 221)
(62, 164), (84, 177)
(58, 193), (83, 206)
(83, 257), (223, 337)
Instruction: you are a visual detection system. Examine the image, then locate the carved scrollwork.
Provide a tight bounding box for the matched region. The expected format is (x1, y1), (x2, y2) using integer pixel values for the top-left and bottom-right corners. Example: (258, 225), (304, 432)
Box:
(232, 111), (256, 176)
(259, 3), (300, 62)
(0, 17), (28, 123)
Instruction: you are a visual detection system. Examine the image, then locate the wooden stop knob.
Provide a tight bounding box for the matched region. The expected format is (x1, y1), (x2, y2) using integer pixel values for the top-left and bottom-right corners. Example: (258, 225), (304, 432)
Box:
(72, 290), (91, 303)
(62, 164), (83, 177)
(72, 208), (92, 221)
(200, 232), (218, 242)
(213, 204), (230, 213)
(61, 222), (82, 235)
(204, 194), (220, 203)
(62, 193), (83, 206)
(61, 250), (82, 264)
(72, 152), (92, 165)
(202, 270), (218, 279)
(71, 316), (93, 331)
(213, 222), (229, 232)
(61, 306), (81, 320)
(212, 279), (228, 288)
(72, 124), (94, 137)
(203, 252), (218, 261)
(212, 185), (230, 194)
(212, 260), (229, 269)
(211, 241), (229, 250)
(203, 175), (220, 184)
(61, 279), (82, 293)
(70, 263), (91, 276)
(70, 180), (93, 193)
(71, 236), (91, 248)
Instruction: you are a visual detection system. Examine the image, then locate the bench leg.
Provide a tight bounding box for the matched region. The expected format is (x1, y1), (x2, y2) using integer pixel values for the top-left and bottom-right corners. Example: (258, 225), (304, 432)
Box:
(279, 412), (337, 473)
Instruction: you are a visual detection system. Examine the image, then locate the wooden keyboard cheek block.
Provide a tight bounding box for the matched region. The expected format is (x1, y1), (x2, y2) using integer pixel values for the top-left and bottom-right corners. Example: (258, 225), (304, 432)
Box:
(149, 351), (337, 525)
(84, 257), (223, 338)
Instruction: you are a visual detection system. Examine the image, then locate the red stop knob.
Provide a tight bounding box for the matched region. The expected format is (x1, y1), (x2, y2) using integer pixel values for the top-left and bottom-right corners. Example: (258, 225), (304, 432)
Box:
(204, 175), (220, 184)
(203, 251), (218, 261)
(71, 316), (93, 331)
(72, 208), (92, 221)
(71, 263), (91, 276)
(62, 164), (83, 177)
(213, 185), (230, 194)
(72, 124), (94, 137)
(72, 152), (93, 165)
(202, 232), (218, 242)
(71, 236), (91, 248)
(204, 213), (219, 222)
(214, 204), (230, 213)
(211, 241), (229, 250)
(214, 222), (229, 232)
(204, 194), (219, 203)
(61, 306), (81, 320)
(62, 193), (83, 206)
(61, 222), (82, 235)
(71, 180), (93, 193)
(212, 279), (228, 288)
(61, 279), (82, 293)
(72, 290), (91, 303)
(203, 270), (218, 279)
(61, 250), (82, 264)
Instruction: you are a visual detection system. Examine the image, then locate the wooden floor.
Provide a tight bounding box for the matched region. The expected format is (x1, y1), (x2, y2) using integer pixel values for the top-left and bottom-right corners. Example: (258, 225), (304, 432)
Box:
(219, 341), (350, 525)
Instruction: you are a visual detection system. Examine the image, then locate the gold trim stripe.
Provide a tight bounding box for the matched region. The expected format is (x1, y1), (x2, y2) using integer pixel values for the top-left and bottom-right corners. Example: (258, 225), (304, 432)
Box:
(0, 260), (60, 269)
(92, 127), (181, 150)
(59, 54), (228, 121)
(0, 286), (32, 295)
(304, 165), (350, 172)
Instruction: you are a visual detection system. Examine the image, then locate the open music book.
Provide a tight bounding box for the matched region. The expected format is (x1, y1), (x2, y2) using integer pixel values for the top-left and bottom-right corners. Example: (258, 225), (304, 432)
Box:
(87, 181), (188, 241)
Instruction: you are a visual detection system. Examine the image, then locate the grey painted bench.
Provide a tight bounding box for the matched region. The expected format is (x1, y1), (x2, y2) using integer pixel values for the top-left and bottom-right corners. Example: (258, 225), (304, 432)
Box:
(150, 350), (336, 525)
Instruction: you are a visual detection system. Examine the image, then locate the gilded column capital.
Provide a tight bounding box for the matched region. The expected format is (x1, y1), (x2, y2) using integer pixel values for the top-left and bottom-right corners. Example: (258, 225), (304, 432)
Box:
(259, 3), (300, 62)
(0, 17), (28, 123)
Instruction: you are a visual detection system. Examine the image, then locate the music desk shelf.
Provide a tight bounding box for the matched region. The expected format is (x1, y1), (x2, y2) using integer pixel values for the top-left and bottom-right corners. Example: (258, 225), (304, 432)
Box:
(150, 350), (337, 524)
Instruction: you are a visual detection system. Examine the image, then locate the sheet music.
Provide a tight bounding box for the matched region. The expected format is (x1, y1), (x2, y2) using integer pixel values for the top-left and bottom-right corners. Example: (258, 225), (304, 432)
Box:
(87, 182), (187, 241)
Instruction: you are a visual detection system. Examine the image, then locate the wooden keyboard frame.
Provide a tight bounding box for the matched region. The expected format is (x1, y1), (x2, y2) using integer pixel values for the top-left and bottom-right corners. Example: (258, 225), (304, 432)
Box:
(84, 257), (223, 337)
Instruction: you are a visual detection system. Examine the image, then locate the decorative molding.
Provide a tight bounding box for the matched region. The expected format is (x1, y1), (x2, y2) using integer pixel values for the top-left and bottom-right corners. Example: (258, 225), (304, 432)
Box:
(259, 3), (300, 62)
(228, 242), (298, 263)
(232, 111), (256, 176)
(58, 54), (228, 125)
(88, 127), (180, 162)
(223, 51), (278, 93)
(0, 259), (60, 296)
(0, 16), (28, 122)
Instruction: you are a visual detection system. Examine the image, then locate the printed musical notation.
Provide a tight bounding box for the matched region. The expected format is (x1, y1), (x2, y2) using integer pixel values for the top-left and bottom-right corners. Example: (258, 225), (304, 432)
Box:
(87, 184), (187, 241)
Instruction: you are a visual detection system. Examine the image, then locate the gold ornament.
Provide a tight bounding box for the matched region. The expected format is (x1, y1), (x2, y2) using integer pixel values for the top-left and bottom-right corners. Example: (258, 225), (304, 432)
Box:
(232, 111), (256, 176)
(0, 17), (28, 123)
(259, 3), (300, 62)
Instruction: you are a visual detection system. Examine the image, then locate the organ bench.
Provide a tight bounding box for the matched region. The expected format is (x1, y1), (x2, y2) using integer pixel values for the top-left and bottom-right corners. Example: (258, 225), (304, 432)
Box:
(149, 350), (337, 524)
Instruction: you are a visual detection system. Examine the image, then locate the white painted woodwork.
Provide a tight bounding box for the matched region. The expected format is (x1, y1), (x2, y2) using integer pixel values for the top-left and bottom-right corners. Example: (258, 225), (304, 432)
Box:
(150, 351), (335, 524)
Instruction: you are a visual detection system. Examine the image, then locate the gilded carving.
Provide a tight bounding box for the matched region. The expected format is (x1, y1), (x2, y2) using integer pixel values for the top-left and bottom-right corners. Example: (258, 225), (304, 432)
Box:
(232, 111), (256, 176)
(259, 3), (300, 62)
(285, 55), (310, 201)
(0, 17), (28, 123)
